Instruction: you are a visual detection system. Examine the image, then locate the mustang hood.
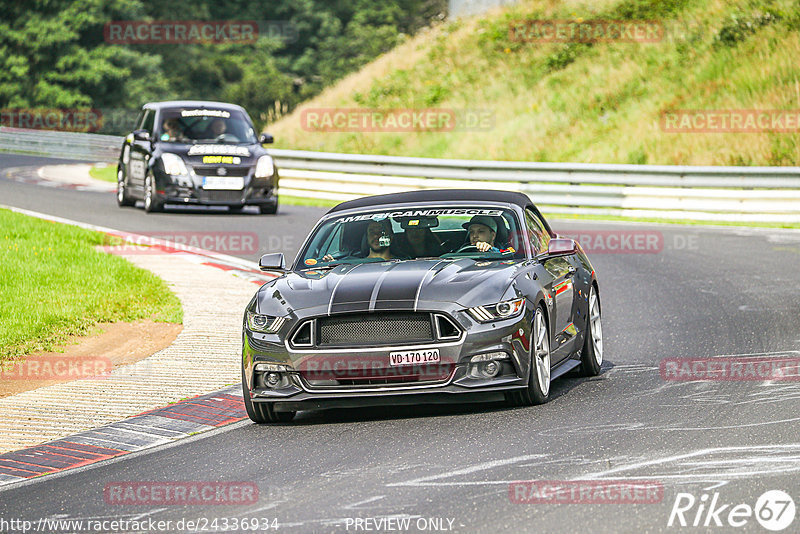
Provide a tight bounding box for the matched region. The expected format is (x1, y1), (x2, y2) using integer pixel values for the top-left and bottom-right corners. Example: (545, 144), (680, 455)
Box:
(256, 259), (524, 316)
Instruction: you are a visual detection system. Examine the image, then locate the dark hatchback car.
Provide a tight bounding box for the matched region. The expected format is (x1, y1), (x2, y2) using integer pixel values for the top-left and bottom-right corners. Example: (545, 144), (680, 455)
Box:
(242, 190), (603, 423)
(116, 100), (279, 214)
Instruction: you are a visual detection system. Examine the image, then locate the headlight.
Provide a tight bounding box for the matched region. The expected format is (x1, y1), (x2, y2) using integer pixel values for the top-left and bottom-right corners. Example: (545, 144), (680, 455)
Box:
(467, 298), (525, 323)
(255, 155), (275, 178)
(161, 153), (189, 176)
(246, 311), (286, 333)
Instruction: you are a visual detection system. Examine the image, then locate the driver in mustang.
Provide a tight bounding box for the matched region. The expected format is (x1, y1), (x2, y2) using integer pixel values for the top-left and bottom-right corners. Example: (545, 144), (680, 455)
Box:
(464, 215), (499, 252)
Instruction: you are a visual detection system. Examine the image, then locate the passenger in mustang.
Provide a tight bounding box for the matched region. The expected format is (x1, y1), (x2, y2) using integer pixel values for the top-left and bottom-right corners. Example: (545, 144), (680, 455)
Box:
(394, 217), (445, 258)
(323, 219), (397, 262)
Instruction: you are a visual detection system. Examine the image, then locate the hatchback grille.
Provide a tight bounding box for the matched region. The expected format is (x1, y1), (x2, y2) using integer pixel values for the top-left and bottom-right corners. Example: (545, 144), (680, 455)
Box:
(193, 166), (251, 177)
(317, 312), (434, 347)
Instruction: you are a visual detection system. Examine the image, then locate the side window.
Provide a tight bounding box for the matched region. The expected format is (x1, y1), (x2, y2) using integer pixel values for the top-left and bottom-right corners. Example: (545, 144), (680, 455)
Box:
(525, 209), (550, 255)
(133, 111), (145, 132)
(141, 110), (155, 134)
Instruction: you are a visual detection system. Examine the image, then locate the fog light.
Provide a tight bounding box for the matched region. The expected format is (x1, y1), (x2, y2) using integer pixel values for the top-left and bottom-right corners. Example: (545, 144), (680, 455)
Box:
(266, 373), (281, 387)
(467, 352), (507, 379)
(483, 361), (500, 377)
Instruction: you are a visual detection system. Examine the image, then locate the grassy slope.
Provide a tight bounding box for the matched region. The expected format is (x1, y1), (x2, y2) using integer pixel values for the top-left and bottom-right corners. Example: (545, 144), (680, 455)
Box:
(0, 209), (182, 361)
(269, 0), (800, 166)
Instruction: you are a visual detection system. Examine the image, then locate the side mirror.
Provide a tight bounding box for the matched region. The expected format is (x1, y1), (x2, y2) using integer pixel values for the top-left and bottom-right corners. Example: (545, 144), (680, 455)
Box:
(259, 252), (286, 272)
(547, 238), (577, 256)
(133, 129), (150, 142)
(259, 133), (274, 144)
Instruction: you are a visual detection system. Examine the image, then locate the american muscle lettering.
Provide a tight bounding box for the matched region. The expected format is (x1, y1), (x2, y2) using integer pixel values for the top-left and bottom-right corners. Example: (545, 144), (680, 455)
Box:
(339, 208), (503, 223)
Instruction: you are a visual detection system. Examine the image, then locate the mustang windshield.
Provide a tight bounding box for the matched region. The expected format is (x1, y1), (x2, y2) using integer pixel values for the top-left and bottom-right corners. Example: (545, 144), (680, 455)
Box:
(157, 108), (257, 144)
(298, 206), (525, 268)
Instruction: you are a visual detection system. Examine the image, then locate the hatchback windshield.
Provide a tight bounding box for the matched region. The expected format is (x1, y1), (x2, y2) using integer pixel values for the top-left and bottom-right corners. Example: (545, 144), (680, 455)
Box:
(298, 206), (525, 268)
(157, 108), (257, 144)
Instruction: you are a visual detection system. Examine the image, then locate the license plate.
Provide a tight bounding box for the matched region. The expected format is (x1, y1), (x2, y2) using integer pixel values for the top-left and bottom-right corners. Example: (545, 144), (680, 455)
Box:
(389, 349), (440, 366)
(202, 176), (244, 190)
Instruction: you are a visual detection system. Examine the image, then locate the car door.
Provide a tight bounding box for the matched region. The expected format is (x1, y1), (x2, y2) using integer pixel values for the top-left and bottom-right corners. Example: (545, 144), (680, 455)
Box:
(129, 109), (155, 194)
(525, 208), (576, 362)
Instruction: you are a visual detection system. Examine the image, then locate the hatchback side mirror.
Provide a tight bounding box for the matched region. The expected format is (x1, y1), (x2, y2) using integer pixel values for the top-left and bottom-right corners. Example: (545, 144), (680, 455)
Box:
(259, 133), (274, 144)
(547, 238), (577, 256)
(259, 252), (286, 272)
(133, 129), (150, 142)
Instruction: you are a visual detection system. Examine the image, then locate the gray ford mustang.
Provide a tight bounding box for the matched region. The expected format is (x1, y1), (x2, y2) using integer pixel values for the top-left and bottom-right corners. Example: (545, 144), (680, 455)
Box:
(242, 189), (602, 423)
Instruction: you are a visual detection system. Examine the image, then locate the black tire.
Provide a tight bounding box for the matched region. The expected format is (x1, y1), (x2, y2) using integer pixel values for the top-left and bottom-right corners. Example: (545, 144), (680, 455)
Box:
(579, 285), (603, 377)
(515, 306), (551, 406)
(259, 200), (278, 215)
(242, 368), (296, 423)
(144, 174), (163, 213)
(116, 168), (135, 207)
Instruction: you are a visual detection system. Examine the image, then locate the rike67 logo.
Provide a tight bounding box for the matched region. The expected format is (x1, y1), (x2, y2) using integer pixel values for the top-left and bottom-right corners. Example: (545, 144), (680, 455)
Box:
(668, 490), (796, 531)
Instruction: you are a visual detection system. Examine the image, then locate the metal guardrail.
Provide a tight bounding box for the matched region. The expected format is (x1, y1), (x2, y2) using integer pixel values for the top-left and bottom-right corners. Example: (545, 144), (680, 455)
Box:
(0, 127), (122, 162)
(2, 128), (800, 222)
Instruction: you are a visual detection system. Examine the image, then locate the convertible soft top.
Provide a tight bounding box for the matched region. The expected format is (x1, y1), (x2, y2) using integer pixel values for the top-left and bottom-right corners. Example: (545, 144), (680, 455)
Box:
(328, 189), (534, 214)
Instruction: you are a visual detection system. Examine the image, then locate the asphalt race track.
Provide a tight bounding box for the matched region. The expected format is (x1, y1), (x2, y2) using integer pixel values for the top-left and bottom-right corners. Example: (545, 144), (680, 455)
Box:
(1, 153), (799, 533)
(0, 154), (327, 263)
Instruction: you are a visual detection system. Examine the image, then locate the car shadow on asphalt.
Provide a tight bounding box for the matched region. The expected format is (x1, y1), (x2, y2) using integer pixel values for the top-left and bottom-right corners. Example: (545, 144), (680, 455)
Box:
(123, 204), (271, 215)
(279, 361), (615, 426)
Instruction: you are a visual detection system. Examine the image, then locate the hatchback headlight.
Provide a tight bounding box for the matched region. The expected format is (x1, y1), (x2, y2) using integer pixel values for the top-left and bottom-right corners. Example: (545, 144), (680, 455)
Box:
(467, 298), (525, 323)
(255, 155), (275, 178)
(161, 153), (189, 176)
(246, 311), (286, 333)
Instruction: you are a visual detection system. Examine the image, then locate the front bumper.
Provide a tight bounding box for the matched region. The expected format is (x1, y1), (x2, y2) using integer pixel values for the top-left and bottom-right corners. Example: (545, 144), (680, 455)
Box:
(157, 170), (278, 206)
(242, 309), (533, 411)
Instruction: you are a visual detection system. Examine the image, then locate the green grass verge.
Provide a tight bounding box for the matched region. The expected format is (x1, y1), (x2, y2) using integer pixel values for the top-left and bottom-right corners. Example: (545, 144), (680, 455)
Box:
(0, 209), (182, 362)
(88, 164), (117, 183)
(280, 195), (339, 208)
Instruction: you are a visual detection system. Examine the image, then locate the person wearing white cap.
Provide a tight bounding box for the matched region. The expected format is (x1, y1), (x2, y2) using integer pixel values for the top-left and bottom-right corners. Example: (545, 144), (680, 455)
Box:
(462, 215), (499, 253)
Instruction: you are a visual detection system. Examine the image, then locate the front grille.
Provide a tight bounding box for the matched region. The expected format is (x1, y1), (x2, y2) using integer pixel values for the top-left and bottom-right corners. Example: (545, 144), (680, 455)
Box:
(317, 312), (434, 347)
(193, 166), (251, 177)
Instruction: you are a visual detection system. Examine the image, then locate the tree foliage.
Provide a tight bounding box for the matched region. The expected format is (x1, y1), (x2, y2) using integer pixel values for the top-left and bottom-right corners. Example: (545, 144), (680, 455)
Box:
(0, 0), (446, 131)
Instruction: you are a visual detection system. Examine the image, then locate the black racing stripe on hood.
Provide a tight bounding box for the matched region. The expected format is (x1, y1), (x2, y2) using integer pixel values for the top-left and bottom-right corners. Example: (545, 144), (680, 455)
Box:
(374, 262), (434, 304)
(329, 262), (395, 314)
